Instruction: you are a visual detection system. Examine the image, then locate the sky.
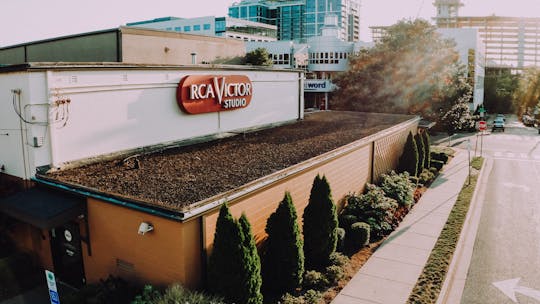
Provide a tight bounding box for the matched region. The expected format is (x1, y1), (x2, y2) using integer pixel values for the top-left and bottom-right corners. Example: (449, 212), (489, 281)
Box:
(2, 0), (540, 47)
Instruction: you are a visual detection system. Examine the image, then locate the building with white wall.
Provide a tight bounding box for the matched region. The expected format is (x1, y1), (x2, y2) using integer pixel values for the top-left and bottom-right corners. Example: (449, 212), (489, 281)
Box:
(247, 13), (370, 109)
(438, 28), (485, 110)
(0, 63), (304, 181)
(434, 0), (540, 69)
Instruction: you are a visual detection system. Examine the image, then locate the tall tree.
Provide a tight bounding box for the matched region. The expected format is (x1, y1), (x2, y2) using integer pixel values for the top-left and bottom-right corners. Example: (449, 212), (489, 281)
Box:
(513, 68), (540, 116)
(238, 214), (263, 304)
(332, 19), (460, 119)
(397, 132), (419, 177)
(207, 204), (245, 303)
(303, 175), (338, 269)
(245, 48), (273, 66)
(414, 133), (425, 176)
(484, 68), (519, 114)
(262, 192), (304, 295)
(422, 131), (431, 170)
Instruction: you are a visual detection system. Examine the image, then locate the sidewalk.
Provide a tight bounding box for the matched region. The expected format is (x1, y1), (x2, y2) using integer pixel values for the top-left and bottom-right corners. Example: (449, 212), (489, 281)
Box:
(332, 149), (470, 304)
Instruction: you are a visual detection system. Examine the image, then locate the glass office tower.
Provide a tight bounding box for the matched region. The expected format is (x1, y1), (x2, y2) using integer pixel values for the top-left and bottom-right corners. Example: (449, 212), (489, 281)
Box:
(229, 0), (360, 42)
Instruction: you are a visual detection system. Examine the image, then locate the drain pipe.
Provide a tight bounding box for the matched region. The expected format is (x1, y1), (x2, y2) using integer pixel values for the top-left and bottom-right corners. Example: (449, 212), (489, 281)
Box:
(13, 89), (29, 182)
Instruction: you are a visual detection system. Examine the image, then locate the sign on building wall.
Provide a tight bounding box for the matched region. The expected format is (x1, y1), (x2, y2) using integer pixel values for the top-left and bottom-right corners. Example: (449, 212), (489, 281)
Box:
(304, 79), (335, 93)
(177, 75), (253, 114)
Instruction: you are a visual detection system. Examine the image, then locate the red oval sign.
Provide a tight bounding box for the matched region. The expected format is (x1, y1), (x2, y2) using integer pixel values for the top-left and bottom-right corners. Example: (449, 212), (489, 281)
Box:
(177, 75), (253, 114)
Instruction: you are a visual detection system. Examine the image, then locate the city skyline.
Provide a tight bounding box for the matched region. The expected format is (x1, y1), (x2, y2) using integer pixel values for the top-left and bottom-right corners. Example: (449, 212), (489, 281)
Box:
(2, 0), (540, 47)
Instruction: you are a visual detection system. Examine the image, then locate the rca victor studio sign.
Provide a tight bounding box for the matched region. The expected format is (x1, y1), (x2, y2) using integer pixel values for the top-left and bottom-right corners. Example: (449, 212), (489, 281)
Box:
(177, 75), (253, 114)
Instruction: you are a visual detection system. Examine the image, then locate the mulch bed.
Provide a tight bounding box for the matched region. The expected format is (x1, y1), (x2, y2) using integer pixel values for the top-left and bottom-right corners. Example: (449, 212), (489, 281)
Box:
(44, 111), (413, 211)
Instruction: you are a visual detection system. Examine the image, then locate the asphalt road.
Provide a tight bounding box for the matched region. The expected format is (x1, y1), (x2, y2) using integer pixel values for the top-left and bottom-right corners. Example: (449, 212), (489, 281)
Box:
(454, 116), (540, 304)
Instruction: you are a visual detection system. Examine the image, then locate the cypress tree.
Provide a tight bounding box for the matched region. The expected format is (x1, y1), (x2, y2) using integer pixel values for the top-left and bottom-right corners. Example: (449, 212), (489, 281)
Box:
(414, 133), (425, 176)
(262, 192), (304, 295)
(303, 175), (338, 269)
(422, 131), (431, 169)
(207, 204), (245, 303)
(397, 132), (419, 177)
(238, 214), (263, 304)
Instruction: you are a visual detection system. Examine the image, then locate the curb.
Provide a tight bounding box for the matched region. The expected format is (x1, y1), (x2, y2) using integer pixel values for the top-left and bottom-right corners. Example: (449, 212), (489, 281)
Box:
(435, 156), (492, 304)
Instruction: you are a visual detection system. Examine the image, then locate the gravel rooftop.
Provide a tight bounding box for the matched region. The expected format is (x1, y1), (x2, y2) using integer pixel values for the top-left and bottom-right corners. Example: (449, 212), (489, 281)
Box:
(43, 111), (414, 212)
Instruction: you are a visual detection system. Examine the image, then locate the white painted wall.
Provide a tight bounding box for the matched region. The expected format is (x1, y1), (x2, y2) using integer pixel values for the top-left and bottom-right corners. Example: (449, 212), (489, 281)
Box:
(0, 67), (302, 179)
(438, 28), (485, 110)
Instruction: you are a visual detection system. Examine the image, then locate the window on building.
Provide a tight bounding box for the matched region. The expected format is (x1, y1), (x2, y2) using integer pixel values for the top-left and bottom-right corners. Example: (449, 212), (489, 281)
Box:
(203, 23), (211, 30)
(174, 27), (181, 32)
(166, 27), (172, 31)
(184, 26), (191, 32)
(194, 25), (201, 31)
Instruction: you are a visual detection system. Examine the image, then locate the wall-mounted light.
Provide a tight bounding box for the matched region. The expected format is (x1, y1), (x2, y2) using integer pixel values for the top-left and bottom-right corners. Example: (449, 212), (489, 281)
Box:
(138, 222), (154, 235)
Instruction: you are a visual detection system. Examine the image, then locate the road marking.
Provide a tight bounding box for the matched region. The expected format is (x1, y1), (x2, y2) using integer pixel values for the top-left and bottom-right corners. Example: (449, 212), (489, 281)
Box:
(507, 152), (515, 158)
(520, 153), (528, 159)
(493, 278), (540, 303)
(494, 152), (503, 157)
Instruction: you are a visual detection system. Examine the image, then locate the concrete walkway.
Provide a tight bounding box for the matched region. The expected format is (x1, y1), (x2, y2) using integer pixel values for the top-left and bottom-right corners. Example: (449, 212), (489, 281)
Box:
(332, 149), (470, 304)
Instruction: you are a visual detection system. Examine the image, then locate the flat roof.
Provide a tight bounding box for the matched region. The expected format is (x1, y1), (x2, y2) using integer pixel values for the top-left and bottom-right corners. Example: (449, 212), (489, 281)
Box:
(0, 62), (303, 74)
(38, 111), (416, 216)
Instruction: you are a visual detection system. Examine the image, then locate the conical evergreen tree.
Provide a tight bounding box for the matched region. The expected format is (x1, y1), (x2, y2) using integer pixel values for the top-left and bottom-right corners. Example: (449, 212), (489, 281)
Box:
(414, 133), (425, 176)
(238, 214), (263, 304)
(262, 192), (304, 295)
(422, 131), (431, 169)
(207, 204), (245, 303)
(397, 132), (419, 177)
(303, 175), (338, 269)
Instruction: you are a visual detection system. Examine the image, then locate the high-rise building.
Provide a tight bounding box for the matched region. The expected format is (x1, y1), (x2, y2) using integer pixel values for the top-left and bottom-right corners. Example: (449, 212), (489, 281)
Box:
(228, 0), (360, 42)
(434, 0), (540, 69)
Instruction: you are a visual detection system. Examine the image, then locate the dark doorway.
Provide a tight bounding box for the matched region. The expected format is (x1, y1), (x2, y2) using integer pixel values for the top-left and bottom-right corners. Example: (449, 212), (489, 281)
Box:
(50, 221), (86, 288)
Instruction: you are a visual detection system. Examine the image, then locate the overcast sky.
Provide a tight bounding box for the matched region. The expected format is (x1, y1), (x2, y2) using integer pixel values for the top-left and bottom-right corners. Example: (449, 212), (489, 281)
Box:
(2, 0), (540, 47)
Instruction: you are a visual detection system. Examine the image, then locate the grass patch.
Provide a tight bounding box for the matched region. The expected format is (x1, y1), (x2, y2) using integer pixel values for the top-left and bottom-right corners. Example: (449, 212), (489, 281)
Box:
(406, 157), (484, 304)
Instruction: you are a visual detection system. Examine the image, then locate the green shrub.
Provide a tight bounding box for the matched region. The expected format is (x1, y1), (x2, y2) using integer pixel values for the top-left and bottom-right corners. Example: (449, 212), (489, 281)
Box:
(324, 265), (345, 285)
(156, 284), (226, 304)
(380, 171), (415, 208)
(349, 222), (370, 248)
(328, 252), (349, 267)
(414, 133), (425, 176)
(422, 131), (431, 169)
(303, 175), (338, 269)
(339, 214), (358, 231)
(419, 169), (435, 185)
(131, 285), (161, 304)
(303, 289), (323, 304)
(336, 228), (346, 252)
(238, 214), (263, 304)
(262, 192), (304, 295)
(398, 132), (419, 177)
(208, 204), (263, 304)
(342, 184), (398, 240)
(431, 160), (444, 171)
(302, 270), (328, 290)
(280, 290), (322, 304)
(431, 152), (449, 164)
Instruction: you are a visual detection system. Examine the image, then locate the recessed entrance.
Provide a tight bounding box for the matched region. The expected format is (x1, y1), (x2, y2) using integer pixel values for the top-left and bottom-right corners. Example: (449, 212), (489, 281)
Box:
(50, 221), (86, 288)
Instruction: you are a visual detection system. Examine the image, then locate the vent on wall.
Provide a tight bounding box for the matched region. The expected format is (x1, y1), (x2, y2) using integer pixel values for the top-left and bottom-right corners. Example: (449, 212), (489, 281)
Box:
(116, 258), (135, 273)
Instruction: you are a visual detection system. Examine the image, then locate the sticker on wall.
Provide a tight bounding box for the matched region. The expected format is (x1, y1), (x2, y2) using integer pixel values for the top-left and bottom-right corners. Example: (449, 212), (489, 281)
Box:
(177, 75), (253, 114)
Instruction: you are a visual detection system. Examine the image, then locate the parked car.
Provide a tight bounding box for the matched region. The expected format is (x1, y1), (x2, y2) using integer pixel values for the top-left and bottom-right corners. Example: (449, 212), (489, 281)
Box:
(496, 113), (506, 122)
(523, 114), (536, 126)
(492, 118), (505, 132)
